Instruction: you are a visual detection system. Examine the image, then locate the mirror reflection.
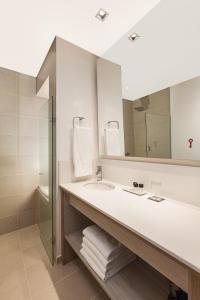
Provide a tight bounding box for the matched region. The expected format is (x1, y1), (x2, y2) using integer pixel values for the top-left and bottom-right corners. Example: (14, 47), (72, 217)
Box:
(97, 58), (200, 161)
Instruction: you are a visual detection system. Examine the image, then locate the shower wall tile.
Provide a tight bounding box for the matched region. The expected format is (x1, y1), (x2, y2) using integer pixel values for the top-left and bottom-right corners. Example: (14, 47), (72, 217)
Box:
(18, 209), (36, 228)
(19, 137), (38, 156)
(0, 136), (18, 156)
(0, 215), (18, 235)
(0, 196), (18, 218)
(0, 156), (18, 177)
(18, 192), (37, 212)
(0, 115), (18, 136)
(17, 156), (39, 175)
(19, 74), (36, 97)
(0, 176), (20, 198)
(0, 68), (18, 94)
(19, 116), (38, 137)
(19, 174), (39, 194)
(0, 67), (45, 234)
(0, 93), (18, 114)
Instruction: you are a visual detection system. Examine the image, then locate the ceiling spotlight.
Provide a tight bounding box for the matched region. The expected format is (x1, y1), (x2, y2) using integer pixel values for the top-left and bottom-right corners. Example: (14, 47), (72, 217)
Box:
(128, 32), (140, 42)
(95, 8), (109, 22)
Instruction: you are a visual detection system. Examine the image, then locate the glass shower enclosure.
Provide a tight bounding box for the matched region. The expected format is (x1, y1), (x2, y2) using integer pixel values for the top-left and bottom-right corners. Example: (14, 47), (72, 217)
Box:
(37, 78), (55, 264)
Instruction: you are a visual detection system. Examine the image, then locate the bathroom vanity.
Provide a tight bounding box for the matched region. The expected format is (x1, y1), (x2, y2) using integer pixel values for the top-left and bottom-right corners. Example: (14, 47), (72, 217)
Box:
(60, 181), (200, 300)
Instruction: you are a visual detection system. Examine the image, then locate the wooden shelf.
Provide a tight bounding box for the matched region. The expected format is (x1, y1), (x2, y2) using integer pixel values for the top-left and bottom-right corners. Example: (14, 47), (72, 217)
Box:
(65, 231), (170, 300)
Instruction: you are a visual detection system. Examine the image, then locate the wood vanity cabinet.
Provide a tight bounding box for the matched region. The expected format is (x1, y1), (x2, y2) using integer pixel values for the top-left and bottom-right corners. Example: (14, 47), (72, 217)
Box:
(61, 188), (200, 300)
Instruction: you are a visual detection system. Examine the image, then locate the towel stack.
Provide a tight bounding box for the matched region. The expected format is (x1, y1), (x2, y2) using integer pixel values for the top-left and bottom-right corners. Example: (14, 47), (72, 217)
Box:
(80, 225), (136, 281)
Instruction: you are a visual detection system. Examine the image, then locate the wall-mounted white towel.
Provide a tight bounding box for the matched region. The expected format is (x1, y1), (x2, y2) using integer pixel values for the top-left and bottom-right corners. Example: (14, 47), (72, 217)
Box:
(73, 126), (93, 177)
(104, 128), (121, 156)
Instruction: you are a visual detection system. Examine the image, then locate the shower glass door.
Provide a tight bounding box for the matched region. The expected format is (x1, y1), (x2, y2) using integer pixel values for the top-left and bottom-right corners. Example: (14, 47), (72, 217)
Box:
(38, 78), (54, 264)
(146, 113), (171, 158)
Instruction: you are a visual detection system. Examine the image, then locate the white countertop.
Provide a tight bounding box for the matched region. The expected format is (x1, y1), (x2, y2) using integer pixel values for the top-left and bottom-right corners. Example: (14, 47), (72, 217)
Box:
(60, 180), (200, 273)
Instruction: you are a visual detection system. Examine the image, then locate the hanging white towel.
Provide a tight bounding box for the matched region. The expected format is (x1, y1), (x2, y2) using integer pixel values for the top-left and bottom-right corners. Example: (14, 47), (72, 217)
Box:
(73, 126), (93, 177)
(104, 128), (121, 156)
(82, 225), (122, 260)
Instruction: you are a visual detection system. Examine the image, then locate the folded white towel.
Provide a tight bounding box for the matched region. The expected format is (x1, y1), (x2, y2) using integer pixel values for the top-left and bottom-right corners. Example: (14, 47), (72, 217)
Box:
(82, 237), (133, 268)
(73, 126), (93, 177)
(104, 128), (121, 156)
(83, 225), (122, 260)
(80, 247), (134, 281)
(82, 242), (135, 274)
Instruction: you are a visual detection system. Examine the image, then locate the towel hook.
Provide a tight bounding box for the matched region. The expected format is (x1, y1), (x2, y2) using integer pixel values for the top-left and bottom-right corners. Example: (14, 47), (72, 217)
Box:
(107, 121), (119, 129)
(73, 116), (85, 128)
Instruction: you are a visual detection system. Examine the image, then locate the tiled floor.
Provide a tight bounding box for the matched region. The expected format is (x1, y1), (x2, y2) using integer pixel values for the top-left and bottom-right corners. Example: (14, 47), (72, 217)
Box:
(0, 225), (109, 300)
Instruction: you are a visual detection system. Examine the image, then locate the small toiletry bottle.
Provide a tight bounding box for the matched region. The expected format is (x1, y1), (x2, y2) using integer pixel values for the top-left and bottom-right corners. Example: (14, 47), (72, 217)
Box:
(139, 183), (144, 193)
(133, 182), (138, 192)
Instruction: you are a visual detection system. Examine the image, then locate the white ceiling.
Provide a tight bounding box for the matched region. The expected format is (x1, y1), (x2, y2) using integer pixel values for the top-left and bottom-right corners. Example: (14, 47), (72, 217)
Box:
(103, 0), (200, 100)
(0, 0), (160, 76)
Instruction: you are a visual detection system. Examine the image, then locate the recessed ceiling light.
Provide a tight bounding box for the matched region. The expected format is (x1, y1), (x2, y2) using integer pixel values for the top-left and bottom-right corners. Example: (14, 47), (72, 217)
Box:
(95, 8), (109, 22)
(128, 32), (140, 42)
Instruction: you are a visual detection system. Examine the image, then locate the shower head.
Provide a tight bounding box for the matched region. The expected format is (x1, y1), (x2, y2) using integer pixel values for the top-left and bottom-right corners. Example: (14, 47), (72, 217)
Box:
(134, 96), (149, 112)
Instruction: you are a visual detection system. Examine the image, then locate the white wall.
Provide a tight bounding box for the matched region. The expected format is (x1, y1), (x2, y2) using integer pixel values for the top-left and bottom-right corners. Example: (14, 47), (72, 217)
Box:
(101, 159), (200, 207)
(170, 76), (200, 160)
(56, 37), (99, 257)
(97, 58), (124, 156)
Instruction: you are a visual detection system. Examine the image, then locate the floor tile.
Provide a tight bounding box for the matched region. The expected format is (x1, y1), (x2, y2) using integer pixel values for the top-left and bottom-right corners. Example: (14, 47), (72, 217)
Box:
(0, 230), (19, 243)
(19, 225), (41, 250)
(0, 268), (29, 298)
(55, 267), (102, 300)
(0, 237), (20, 256)
(0, 225), (108, 300)
(26, 262), (54, 297)
(0, 250), (24, 277)
(22, 244), (46, 269)
(32, 285), (60, 300)
(47, 259), (84, 284)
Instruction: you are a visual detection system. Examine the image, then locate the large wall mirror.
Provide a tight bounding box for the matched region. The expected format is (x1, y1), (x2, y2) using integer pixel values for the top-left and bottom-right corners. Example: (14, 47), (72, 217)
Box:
(97, 0), (200, 166)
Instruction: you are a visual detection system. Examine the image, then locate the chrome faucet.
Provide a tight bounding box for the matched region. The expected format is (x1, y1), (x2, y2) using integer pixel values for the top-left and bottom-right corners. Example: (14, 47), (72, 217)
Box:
(96, 166), (102, 181)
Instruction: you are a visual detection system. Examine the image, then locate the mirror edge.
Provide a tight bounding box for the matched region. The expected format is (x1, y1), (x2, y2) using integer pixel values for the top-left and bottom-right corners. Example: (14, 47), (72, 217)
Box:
(101, 155), (200, 168)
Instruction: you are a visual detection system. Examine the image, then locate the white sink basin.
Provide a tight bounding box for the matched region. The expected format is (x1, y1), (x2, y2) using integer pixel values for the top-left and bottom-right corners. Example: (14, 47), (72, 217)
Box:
(84, 181), (115, 191)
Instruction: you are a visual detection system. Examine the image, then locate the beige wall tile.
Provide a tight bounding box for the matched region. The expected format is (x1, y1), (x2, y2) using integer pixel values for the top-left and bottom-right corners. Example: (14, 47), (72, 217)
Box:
(0, 156), (18, 176)
(0, 176), (20, 198)
(19, 116), (38, 137)
(19, 136), (38, 156)
(0, 68), (18, 94)
(19, 174), (38, 194)
(0, 196), (18, 218)
(0, 69), (46, 233)
(19, 74), (36, 97)
(17, 155), (39, 175)
(0, 214), (18, 235)
(0, 136), (17, 156)
(0, 93), (18, 115)
(0, 114), (17, 136)
(18, 191), (37, 212)
(18, 209), (36, 228)
(19, 96), (40, 116)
